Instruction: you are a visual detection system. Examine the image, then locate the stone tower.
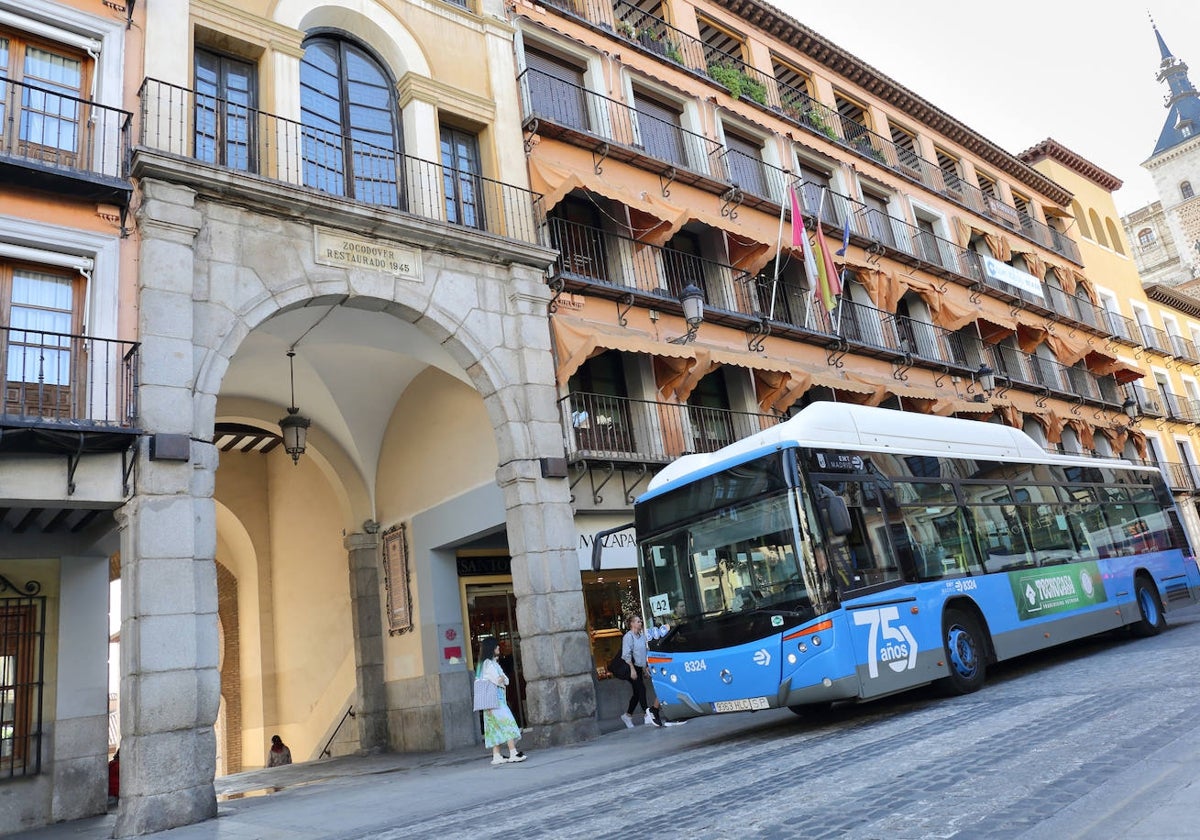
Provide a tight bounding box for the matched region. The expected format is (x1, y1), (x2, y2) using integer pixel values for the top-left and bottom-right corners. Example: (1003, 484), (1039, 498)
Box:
(1122, 20), (1200, 290)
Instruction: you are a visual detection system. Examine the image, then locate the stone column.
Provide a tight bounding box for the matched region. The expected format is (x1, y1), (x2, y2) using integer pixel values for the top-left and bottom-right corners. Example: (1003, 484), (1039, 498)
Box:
(344, 531), (387, 752)
(114, 180), (219, 836)
(495, 270), (599, 746)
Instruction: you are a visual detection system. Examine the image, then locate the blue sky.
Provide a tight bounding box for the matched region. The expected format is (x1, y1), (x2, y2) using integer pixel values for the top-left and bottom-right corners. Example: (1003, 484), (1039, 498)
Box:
(776, 1), (1200, 215)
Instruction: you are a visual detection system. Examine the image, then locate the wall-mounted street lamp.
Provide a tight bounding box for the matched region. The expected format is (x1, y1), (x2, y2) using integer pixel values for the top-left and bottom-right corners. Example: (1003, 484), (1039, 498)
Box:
(1119, 396), (1139, 427)
(278, 349), (311, 465)
(668, 283), (705, 345)
(971, 363), (996, 402)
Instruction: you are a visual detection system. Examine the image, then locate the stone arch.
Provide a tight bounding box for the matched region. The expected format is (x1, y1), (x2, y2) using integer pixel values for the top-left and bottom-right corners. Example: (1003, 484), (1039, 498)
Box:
(196, 287), (535, 476)
(273, 0), (431, 78)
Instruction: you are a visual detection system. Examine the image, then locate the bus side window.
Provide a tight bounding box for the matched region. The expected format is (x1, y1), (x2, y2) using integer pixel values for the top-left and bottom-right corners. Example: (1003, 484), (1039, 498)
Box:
(960, 482), (1034, 572)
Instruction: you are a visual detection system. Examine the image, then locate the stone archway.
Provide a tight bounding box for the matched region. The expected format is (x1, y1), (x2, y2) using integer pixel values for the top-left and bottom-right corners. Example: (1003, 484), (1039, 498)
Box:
(116, 174), (596, 835)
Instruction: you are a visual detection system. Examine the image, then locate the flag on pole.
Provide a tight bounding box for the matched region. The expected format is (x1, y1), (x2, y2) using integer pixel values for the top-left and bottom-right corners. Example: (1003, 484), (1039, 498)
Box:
(835, 214), (851, 256)
(813, 217), (842, 312)
(791, 185), (820, 294)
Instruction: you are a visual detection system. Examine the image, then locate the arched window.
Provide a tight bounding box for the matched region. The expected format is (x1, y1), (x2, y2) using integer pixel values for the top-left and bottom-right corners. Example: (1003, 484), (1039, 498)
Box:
(300, 36), (400, 206)
(1088, 209), (1107, 246)
(1138, 228), (1156, 247)
(1105, 218), (1125, 254)
(1182, 181), (1195, 200)
(1070, 200), (1090, 239)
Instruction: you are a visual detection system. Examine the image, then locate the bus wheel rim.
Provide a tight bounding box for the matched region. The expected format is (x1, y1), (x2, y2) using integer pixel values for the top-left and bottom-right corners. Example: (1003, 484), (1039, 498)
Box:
(1139, 587), (1159, 624)
(947, 627), (977, 678)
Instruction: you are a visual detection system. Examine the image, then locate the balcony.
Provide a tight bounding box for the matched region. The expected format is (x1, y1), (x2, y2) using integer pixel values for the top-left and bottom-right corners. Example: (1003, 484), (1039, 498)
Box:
(547, 216), (751, 315)
(1160, 460), (1199, 493)
(1169, 333), (1200, 364)
(138, 79), (543, 245)
(0, 78), (132, 205)
(518, 68), (729, 193)
(988, 344), (1112, 402)
(1159, 389), (1200, 423)
(1103, 309), (1138, 345)
(1137, 323), (1172, 355)
(1, 325), (139, 462)
(561, 391), (780, 466)
(1127, 383), (1164, 418)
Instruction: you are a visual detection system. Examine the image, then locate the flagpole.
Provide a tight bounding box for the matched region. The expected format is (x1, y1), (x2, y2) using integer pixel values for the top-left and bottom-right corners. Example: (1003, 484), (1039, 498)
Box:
(815, 188), (829, 331)
(768, 179), (789, 322)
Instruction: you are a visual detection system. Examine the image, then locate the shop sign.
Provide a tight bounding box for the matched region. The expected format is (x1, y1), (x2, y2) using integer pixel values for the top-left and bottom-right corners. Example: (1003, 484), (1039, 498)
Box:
(576, 515), (638, 570)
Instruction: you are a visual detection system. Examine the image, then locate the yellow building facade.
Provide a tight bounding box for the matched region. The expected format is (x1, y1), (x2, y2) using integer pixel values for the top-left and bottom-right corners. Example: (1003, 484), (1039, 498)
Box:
(1023, 139), (1200, 547)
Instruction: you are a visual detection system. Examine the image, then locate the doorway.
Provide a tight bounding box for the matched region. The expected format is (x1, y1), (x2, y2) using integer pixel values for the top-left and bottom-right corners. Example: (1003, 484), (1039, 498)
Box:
(462, 578), (527, 728)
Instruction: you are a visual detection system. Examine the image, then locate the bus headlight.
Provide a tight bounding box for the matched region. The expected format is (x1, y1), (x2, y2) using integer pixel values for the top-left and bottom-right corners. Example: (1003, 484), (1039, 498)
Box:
(669, 673), (678, 683)
(797, 642), (808, 653)
(811, 635), (822, 646)
(787, 653), (796, 664)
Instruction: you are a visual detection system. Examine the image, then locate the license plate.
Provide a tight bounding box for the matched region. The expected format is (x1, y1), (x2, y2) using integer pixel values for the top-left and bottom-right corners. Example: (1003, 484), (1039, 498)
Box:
(712, 696), (769, 713)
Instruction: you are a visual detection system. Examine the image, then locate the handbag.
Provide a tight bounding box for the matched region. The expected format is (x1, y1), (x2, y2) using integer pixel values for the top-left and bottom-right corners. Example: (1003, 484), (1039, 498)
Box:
(607, 653), (631, 681)
(473, 677), (500, 711)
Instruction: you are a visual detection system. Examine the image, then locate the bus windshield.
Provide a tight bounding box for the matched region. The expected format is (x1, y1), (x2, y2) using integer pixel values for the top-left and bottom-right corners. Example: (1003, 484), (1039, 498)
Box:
(639, 488), (836, 651)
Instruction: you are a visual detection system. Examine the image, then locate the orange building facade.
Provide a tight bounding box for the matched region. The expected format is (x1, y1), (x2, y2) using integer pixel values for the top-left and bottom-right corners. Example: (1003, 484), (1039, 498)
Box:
(508, 0), (1152, 676)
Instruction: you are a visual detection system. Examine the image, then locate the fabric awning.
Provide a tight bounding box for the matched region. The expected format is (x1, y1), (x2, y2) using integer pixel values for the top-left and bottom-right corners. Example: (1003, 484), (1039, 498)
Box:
(529, 155), (687, 243)
(550, 315), (698, 386)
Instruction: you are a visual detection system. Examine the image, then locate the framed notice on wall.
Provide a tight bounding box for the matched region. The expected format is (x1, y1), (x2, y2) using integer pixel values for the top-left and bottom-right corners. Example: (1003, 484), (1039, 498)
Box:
(382, 523), (412, 634)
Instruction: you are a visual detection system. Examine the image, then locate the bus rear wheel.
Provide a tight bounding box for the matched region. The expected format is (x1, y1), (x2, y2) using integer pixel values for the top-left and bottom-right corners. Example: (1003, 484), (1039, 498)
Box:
(1131, 575), (1166, 637)
(940, 608), (986, 695)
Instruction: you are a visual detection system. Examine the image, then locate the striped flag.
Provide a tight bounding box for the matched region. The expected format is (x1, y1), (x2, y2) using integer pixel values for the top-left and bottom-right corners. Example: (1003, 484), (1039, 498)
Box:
(813, 213), (842, 312)
(791, 186), (821, 300)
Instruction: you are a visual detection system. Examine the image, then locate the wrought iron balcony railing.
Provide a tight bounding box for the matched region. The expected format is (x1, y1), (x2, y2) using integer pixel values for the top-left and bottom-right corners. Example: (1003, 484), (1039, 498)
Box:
(1169, 333), (1200, 364)
(138, 78), (543, 244)
(1, 326), (138, 428)
(1158, 389), (1200, 423)
(0, 77), (131, 197)
(1137, 323), (1172, 355)
(1126, 383), (1164, 418)
(518, 68), (727, 184)
(547, 216), (751, 313)
(1103, 309), (1138, 344)
(560, 390), (780, 464)
(987, 344), (1112, 402)
(1160, 460), (1199, 493)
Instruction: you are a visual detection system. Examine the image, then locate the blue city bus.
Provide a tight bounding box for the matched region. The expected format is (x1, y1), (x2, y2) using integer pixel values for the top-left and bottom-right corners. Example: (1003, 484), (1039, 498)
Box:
(593, 403), (1200, 720)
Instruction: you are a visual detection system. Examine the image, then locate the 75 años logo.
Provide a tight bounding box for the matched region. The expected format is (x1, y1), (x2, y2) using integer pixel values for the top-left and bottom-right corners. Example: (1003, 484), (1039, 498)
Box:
(853, 606), (918, 678)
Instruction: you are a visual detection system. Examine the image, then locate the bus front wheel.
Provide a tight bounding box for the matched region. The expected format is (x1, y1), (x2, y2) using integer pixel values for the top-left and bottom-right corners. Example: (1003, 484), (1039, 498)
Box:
(1131, 575), (1166, 637)
(940, 608), (987, 695)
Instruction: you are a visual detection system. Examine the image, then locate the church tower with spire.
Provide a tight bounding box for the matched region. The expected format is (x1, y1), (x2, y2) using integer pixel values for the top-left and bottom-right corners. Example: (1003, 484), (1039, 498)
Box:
(1122, 19), (1200, 290)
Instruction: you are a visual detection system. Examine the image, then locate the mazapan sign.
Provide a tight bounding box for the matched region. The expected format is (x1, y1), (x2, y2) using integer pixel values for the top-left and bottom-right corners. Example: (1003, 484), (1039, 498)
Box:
(314, 228), (421, 280)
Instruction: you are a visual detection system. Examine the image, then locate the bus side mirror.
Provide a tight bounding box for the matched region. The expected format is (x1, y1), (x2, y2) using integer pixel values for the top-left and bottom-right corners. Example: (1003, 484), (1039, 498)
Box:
(819, 496), (853, 537)
(591, 522), (635, 571)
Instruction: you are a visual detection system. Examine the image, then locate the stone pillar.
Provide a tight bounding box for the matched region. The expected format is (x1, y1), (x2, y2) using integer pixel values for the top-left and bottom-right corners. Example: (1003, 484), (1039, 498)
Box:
(500, 460), (599, 746)
(344, 531), (387, 752)
(114, 180), (219, 836)
(491, 269), (599, 746)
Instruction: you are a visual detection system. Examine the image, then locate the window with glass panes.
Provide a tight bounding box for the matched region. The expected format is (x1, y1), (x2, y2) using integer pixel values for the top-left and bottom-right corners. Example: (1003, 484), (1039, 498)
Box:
(1, 263), (83, 419)
(0, 590), (45, 777)
(194, 49), (257, 171)
(0, 29), (87, 168)
(439, 125), (483, 229)
(300, 37), (400, 206)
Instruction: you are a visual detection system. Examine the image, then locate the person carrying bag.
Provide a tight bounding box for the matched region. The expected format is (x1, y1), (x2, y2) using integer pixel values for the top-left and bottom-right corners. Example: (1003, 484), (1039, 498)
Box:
(474, 637), (527, 765)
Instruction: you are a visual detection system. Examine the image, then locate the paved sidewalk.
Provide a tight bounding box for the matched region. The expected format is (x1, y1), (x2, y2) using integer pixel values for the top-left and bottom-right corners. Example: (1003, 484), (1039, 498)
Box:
(20, 712), (735, 840)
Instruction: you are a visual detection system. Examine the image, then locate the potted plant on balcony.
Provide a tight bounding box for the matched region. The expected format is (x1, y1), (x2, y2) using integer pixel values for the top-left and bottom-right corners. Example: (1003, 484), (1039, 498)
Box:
(665, 39), (685, 66)
(852, 135), (886, 164)
(638, 27), (667, 55)
(617, 19), (636, 39)
(707, 63), (767, 106)
(804, 108), (839, 142)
